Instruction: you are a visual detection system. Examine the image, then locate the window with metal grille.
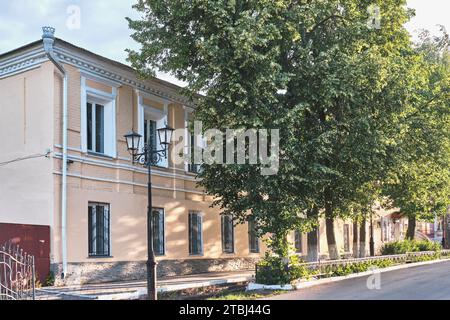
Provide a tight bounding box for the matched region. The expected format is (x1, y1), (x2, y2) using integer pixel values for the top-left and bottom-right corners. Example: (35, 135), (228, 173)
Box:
(344, 224), (350, 252)
(189, 212), (203, 255)
(88, 203), (110, 257)
(295, 230), (303, 253)
(152, 208), (165, 256)
(248, 220), (260, 253)
(221, 215), (234, 254)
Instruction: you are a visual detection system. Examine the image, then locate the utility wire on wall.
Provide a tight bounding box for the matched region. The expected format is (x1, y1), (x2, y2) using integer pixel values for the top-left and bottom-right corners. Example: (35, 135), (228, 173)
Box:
(0, 150), (51, 167)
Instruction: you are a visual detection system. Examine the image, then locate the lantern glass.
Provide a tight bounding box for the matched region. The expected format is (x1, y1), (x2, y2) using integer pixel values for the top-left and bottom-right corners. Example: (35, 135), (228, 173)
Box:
(124, 131), (142, 156)
(157, 124), (174, 147)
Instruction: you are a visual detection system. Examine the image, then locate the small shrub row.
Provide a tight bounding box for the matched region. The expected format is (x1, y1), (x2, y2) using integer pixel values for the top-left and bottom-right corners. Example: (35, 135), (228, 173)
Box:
(381, 239), (441, 255)
(256, 255), (396, 285)
(321, 259), (395, 277)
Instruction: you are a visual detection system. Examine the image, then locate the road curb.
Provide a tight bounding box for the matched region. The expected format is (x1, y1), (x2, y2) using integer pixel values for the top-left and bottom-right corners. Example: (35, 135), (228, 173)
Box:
(293, 258), (450, 290)
(38, 275), (255, 300)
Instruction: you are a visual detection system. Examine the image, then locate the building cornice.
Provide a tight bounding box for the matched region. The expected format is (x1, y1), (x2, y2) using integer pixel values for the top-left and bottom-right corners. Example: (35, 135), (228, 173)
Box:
(53, 46), (194, 108)
(0, 41), (196, 109)
(0, 48), (47, 79)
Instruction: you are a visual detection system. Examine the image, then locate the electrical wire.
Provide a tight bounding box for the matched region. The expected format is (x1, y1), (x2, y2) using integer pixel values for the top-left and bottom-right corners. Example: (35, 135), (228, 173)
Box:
(0, 151), (51, 167)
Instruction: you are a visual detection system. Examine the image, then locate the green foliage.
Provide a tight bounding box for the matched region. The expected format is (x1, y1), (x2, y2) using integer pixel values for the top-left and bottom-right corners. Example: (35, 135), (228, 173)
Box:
(257, 255), (398, 284)
(256, 253), (309, 285)
(208, 290), (286, 300)
(382, 28), (450, 227)
(127, 0), (449, 255)
(408, 253), (440, 263)
(381, 240), (441, 255)
(322, 259), (394, 277)
(44, 271), (55, 287)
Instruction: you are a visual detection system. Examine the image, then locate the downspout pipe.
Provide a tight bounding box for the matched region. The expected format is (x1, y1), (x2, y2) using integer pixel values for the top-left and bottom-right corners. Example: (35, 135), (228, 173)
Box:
(42, 27), (68, 278)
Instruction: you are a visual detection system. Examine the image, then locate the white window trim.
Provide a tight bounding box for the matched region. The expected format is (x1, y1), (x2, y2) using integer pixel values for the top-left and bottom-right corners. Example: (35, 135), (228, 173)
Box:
(81, 76), (117, 158)
(137, 95), (169, 168)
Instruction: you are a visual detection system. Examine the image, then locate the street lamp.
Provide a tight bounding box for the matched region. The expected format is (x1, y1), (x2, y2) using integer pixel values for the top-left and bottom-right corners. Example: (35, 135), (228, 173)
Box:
(124, 124), (174, 300)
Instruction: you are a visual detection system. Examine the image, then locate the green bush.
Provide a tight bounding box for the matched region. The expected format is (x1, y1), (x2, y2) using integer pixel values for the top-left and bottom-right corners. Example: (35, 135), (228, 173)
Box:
(256, 254), (309, 285)
(44, 271), (55, 287)
(324, 259), (394, 277)
(381, 239), (441, 255)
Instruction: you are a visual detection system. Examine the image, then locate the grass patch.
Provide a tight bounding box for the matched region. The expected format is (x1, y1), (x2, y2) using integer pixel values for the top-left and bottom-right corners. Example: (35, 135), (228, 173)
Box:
(207, 290), (286, 300)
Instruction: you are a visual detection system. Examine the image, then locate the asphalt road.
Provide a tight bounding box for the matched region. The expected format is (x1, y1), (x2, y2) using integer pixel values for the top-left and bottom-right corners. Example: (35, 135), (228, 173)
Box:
(268, 260), (450, 300)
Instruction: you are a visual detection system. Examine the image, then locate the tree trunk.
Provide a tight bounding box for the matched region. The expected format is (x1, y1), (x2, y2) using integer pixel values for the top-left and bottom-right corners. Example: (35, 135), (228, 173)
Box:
(307, 206), (319, 262)
(359, 217), (367, 258)
(325, 188), (339, 260)
(352, 221), (359, 258)
(325, 217), (339, 260)
(406, 216), (416, 240)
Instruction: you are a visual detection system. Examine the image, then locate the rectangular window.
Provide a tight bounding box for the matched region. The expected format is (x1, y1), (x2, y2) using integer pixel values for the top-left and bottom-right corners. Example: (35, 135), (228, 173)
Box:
(295, 230), (302, 254)
(87, 102), (105, 154)
(88, 203), (110, 257)
(152, 208), (165, 256)
(221, 215), (234, 254)
(344, 224), (350, 252)
(140, 108), (168, 167)
(189, 212), (203, 255)
(144, 118), (158, 152)
(248, 220), (260, 253)
(188, 132), (201, 173)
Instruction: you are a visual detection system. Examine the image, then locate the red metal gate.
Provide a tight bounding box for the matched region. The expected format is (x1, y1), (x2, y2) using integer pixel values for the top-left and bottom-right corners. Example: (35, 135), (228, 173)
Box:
(0, 223), (50, 284)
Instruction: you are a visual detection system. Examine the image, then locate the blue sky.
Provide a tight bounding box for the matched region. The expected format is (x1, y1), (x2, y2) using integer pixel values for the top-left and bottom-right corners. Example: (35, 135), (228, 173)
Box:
(0, 0), (449, 86)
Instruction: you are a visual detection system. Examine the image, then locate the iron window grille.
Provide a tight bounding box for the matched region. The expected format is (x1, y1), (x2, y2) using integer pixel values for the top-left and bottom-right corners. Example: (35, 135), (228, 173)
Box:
(344, 224), (350, 252)
(221, 215), (235, 254)
(295, 230), (303, 254)
(188, 212), (203, 255)
(248, 220), (260, 254)
(152, 208), (165, 256)
(88, 203), (110, 257)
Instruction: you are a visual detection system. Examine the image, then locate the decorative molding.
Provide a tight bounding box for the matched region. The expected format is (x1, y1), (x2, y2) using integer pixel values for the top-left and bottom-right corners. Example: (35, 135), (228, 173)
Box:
(53, 46), (194, 108)
(0, 49), (47, 79)
(0, 44), (196, 110)
(52, 149), (198, 182)
(53, 171), (204, 195)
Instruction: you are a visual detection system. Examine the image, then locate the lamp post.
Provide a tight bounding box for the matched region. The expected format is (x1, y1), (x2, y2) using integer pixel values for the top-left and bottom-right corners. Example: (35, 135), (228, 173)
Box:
(124, 124), (174, 300)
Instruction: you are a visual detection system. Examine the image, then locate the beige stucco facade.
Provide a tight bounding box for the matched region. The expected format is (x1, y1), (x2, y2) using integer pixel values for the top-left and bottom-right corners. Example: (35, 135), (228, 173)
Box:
(0, 36), (403, 285)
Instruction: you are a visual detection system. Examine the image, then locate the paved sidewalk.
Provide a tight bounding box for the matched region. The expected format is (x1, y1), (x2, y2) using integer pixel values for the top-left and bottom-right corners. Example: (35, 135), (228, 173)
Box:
(36, 270), (255, 300)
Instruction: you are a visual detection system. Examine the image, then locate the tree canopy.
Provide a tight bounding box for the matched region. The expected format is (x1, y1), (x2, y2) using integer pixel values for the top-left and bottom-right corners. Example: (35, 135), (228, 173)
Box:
(127, 0), (449, 255)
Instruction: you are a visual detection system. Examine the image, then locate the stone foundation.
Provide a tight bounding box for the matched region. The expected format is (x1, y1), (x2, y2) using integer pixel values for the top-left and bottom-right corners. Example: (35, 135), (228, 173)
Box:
(52, 257), (260, 286)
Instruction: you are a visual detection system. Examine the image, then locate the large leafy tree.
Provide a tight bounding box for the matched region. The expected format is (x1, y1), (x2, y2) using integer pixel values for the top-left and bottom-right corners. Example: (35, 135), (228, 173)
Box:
(280, 0), (420, 258)
(127, 0), (311, 256)
(126, 0), (427, 258)
(383, 28), (450, 239)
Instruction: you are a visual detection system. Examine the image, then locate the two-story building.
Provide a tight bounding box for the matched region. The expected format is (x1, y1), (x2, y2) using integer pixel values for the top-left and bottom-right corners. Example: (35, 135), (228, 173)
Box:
(0, 28), (396, 285)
